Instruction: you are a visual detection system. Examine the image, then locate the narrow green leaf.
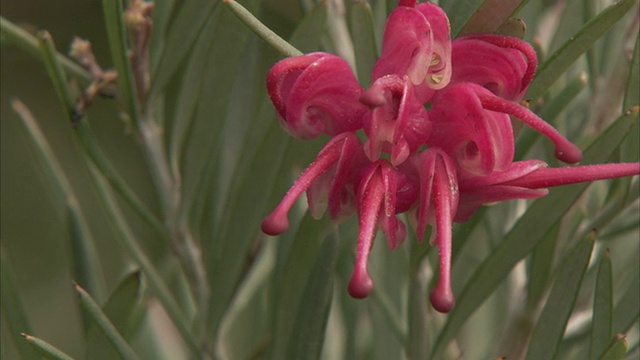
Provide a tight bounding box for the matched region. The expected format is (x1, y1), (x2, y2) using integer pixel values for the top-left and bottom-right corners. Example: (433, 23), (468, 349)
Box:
(590, 250), (615, 360)
(407, 241), (430, 360)
(1, 250), (40, 360)
(267, 214), (333, 360)
(224, 0), (302, 57)
(458, 0), (525, 36)
(22, 334), (75, 360)
(12, 99), (107, 302)
(432, 107), (639, 359)
(613, 270), (640, 334)
(286, 235), (338, 360)
(86, 271), (143, 360)
(75, 283), (140, 360)
(527, 222), (560, 309)
(88, 164), (203, 359)
(204, 3), (329, 341)
(0, 16), (91, 85)
(350, 1), (379, 86)
(599, 335), (628, 360)
(623, 33), (640, 111)
(102, 0), (140, 127)
(526, 0), (637, 99)
(525, 233), (595, 360)
(149, 0), (219, 96)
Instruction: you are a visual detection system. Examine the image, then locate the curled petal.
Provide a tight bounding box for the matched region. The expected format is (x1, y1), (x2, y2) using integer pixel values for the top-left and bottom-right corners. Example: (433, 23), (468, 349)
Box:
(372, 7), (434, 87)
(502, 162), (640, 189)
(267, 52), (367, 139)
(456, 186), (548, 222)
(428, 84), (514, 177)
(451, 35), (532, 100)
(360, 75), (431, 166)
(416, 2), (452, 90)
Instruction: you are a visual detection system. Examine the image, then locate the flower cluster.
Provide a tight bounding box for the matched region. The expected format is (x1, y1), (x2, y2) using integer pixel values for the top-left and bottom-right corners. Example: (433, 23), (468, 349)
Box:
(261, 0), (639, 313)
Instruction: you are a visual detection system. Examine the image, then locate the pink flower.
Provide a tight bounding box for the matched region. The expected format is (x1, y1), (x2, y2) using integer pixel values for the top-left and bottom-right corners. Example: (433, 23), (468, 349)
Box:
(262, 0), (640, 313)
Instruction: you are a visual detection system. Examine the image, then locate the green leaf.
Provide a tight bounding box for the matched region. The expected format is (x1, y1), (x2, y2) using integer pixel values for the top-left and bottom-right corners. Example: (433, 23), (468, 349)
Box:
(613, 269), (639, 334)
(526, 0), (637, 99)
(86, 271), (143, 360)
(458, 0), (526, 36)
(349, 1), (379, 86)
(267, 214), (333, 360)
(431, 107), (639, 359)
(12, 99), (107, 302)
(590, 250), (614, 360)
(623, 32), (640, 111)
(598, 335), (628, 360)
(88, 163), (202, 358)
(74, 283), (141, 360)
(22, 334), (76, 360)
(285, 235), (338, 360)
(526, 222), (560, 309)
(1, 249), (40, 360)
(524, 233), (595, 360)
(203, 2), (329, 341)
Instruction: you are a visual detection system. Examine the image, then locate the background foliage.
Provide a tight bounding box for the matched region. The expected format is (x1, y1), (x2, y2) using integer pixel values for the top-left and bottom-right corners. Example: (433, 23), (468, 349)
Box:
(1, 0), (639, 359)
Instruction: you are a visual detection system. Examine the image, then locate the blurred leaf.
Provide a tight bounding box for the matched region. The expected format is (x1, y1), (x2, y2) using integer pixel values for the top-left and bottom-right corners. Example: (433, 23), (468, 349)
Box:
(204, 2), (329, 340)
(458, 0), (525, 36)
(407, 240), (429, 360)
(349, 0), (379, 86)
(267, 214), (333, 360)
(75, 283), (140, 360)
(22, 334), (75, 360)
(525, 233), (595, 360)
(286, 234), (338, 360)
(526, 0), (637, 99)
(432, 106), (639, 359)
(613, 270), (639, 334)
(496, 18), (527, 39)
(86, 271), (143, 360)
(599, 335), (628, 360)
(0, 16), (92, 85)
(1, 250), (40, 360)
(623, 33), (640, 111)
(88, 163), (202, 358)
(149, 0), (219, 97)
(12, 99), (107, 303)
(590, 250), (614, 360)
(527, 222), (559, 308)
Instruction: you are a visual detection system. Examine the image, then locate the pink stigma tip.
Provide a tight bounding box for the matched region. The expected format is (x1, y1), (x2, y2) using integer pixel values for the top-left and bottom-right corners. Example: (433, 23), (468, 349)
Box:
(555, 143), (583, 164)
(261, 211), (289, 236)
(430, 287), (455, 313)
(348, 271), (374, 299)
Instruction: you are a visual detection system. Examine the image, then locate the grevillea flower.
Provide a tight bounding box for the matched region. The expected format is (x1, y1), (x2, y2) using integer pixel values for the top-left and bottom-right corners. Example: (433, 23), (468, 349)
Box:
(261, 0), (640, 313)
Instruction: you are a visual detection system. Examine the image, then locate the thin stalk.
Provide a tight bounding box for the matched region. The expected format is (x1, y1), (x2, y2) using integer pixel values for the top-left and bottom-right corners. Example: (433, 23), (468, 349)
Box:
(223, 0), (303, 57)
(36, 29), (167, 238)
(1, 16), (92, 85)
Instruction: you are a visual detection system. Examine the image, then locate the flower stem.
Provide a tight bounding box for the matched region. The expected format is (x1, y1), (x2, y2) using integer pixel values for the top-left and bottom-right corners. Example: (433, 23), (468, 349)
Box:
(223, 0), (303, 57)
